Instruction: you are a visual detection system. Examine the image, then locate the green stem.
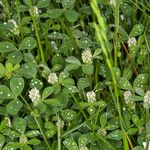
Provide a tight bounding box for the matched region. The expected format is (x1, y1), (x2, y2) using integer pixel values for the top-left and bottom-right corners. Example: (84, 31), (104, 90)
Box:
(114, 0), (119, 69)
(91, 1), (129, 149)
(28, 0), (45, 63)
(57, 114), (61, 150)
(20, 95), (51, 149)
(34, 117), (51, 150)
(16, 0), (23, 40)
(5, 0), (10, 19)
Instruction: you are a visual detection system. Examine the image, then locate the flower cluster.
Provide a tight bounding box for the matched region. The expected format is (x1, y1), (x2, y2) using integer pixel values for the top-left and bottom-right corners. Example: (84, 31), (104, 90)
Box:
(5, 117), (11, 127)
(48, 73), (58, 84)
(97, 128), (107, 137)
(124, 91), (135, 109)
(82, 49), (93, 64)
(110, 0), (116, 6)
(8, 19), (20, 35)
(127, 37), (137, 47)
(20, 135), (28, 143)
(56, 119), (65, 128)
(29, 6), (40, 17)
(143, 91), (150, 108)
(80, 146), (88, 150)
(29, 87), (41, 106)
(86, 91), (96, 103)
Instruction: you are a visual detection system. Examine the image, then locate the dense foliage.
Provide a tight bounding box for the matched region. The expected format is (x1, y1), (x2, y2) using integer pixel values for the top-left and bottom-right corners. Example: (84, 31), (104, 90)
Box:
(0, 0), (150, 149)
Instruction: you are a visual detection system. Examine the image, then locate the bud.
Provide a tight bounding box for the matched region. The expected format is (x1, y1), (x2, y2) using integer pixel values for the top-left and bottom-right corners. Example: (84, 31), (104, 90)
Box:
(124, 91), (135, 109)
(110, 0), (116, 6)
(97, 128), (107, 137)
(143, 91), (150, 109)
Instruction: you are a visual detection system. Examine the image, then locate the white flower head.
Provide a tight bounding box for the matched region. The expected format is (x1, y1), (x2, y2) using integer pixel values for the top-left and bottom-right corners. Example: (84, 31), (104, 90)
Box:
(20, 135), (28, 143)
(127, 37), (137, 47)
(110, 0), (116, 6)
(86, 91), (96, 103)
(124, 91), (135, 109)
(80, 146), (88, 150)
(97, 128), (107, 137)
(8, 19), (20, 35)
(5, 117), (11, 127)
(29, 87), (41, 106)
(82, 49), (93, 64)
(48, 73), (58, 84)
(29, 6), (39, 17)
(144, 91), (150, 108)
(143, 142), (150, 150)
(120, 14), (124, 20)
(56, 119), (64, 128)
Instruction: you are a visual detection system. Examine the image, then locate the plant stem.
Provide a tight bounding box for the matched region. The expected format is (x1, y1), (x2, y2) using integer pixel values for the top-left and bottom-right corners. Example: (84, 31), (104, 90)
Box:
(57, 114), (61, 150)
(20, 95), (51, 149)
(91, 1), (129, 149)
(28, 0), (45, 63)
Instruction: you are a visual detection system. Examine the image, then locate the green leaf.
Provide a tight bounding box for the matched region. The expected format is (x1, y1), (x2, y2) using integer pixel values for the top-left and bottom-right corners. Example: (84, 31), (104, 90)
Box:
(42, 87), (54, 100)
(30, 78), (43, 90)
(129, 24), (144, 37)
(77, 78), (90, 90)
(82, 64), (94, 75)
(132, 114), (140, 127)
(0, 85), (14, 100)
(6, 100), (23, 115)
(132, 146), (144, 150)
(118, 77), (132, 90)
(106, 130), (122, 141)
(10, 77), (24, 97)
(61, 109), (77, 121)
(16, 62), (37, 78)
(134, 88), (145, 96)
(36, 0), (50, 8)
(0, 134), (5, 149)
(105, 124), (118, 130)
(44, 121), (56, 138)
(60, 78), (75, 87)
(133, 74), (148, 89)
(48, 32), (65, 39)
(47, 9), (63, 19)
(27, 138), (41, 145)
(100, 114), (107, 128)
(63, 139), (79, 150)
(13, 117), (26, 134)
(2, 129), (18, 140)
(25, 130), (40, 138)
(127, 95), (143, 102)
(44, 99), (61, 106)
(127, 128), (138, 135)
(7, 51), (23, 65)
(0, 41), (17, 52)
(19, 37), (37, 50)
(65, 10), (79, 22)
(62, 0), (75, 9)
(66, 56), (81, 65)
(78, 37), (92, 49)
(59, 71), (69, 81)
(78, 133), (92, 147)
(0, 64), (5, 78)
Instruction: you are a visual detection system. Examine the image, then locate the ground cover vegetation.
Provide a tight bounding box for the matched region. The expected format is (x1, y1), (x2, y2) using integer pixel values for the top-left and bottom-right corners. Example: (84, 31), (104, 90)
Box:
(0, 0), (150, 149)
